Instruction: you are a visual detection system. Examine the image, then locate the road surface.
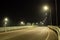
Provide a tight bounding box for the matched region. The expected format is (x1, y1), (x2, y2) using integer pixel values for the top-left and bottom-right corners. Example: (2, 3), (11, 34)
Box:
(0, 27), (58, 40)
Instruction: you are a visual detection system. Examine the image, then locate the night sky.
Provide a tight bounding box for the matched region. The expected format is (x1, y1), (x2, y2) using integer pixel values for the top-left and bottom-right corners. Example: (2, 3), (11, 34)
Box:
(0, 0), (60, 26)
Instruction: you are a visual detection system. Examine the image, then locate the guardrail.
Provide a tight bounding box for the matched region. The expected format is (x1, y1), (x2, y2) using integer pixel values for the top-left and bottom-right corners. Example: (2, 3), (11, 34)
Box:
(48, 26), (59, 40)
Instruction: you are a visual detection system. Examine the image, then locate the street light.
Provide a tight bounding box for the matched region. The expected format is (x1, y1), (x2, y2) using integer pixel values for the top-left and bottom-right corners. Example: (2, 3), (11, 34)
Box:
(4, 18), (8, 22)
(43, 6), (49, 11)
(43, 5), (52, 25)
(4, 18), (8, 25)
(4, 17), (8, 32)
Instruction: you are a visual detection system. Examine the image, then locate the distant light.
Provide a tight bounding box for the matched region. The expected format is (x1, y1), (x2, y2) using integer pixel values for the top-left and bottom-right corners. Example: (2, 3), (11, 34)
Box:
(40, 22), (44, 25)
(21, 21), (24, 24)
(36, 22), (38, 24)
(20, 21), (25, 25)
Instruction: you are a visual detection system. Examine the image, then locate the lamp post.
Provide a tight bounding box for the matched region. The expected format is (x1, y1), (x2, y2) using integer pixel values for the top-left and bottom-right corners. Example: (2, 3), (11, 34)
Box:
(43, 5), (52, 25)
(4, 17), (8, 32)
(55, 0), (58, 26)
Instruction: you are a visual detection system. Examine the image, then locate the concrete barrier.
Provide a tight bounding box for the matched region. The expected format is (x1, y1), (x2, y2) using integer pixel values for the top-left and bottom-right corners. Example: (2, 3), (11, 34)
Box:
(0, 26), (33, 32)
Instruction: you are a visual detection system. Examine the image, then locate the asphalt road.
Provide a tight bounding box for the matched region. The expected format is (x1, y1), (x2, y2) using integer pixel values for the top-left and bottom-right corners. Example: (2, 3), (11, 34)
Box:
(0, 27), (58, 40)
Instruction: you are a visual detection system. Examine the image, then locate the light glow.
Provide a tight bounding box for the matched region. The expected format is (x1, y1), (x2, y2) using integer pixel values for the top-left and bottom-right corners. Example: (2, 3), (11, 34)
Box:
(4, 18), (8, 22)
(43, 6), (49, 11)
(20, 21), (25, 25)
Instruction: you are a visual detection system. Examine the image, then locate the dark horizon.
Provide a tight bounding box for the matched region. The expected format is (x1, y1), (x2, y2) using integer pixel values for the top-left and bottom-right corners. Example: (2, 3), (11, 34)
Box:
(0, 0), (60, 27)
